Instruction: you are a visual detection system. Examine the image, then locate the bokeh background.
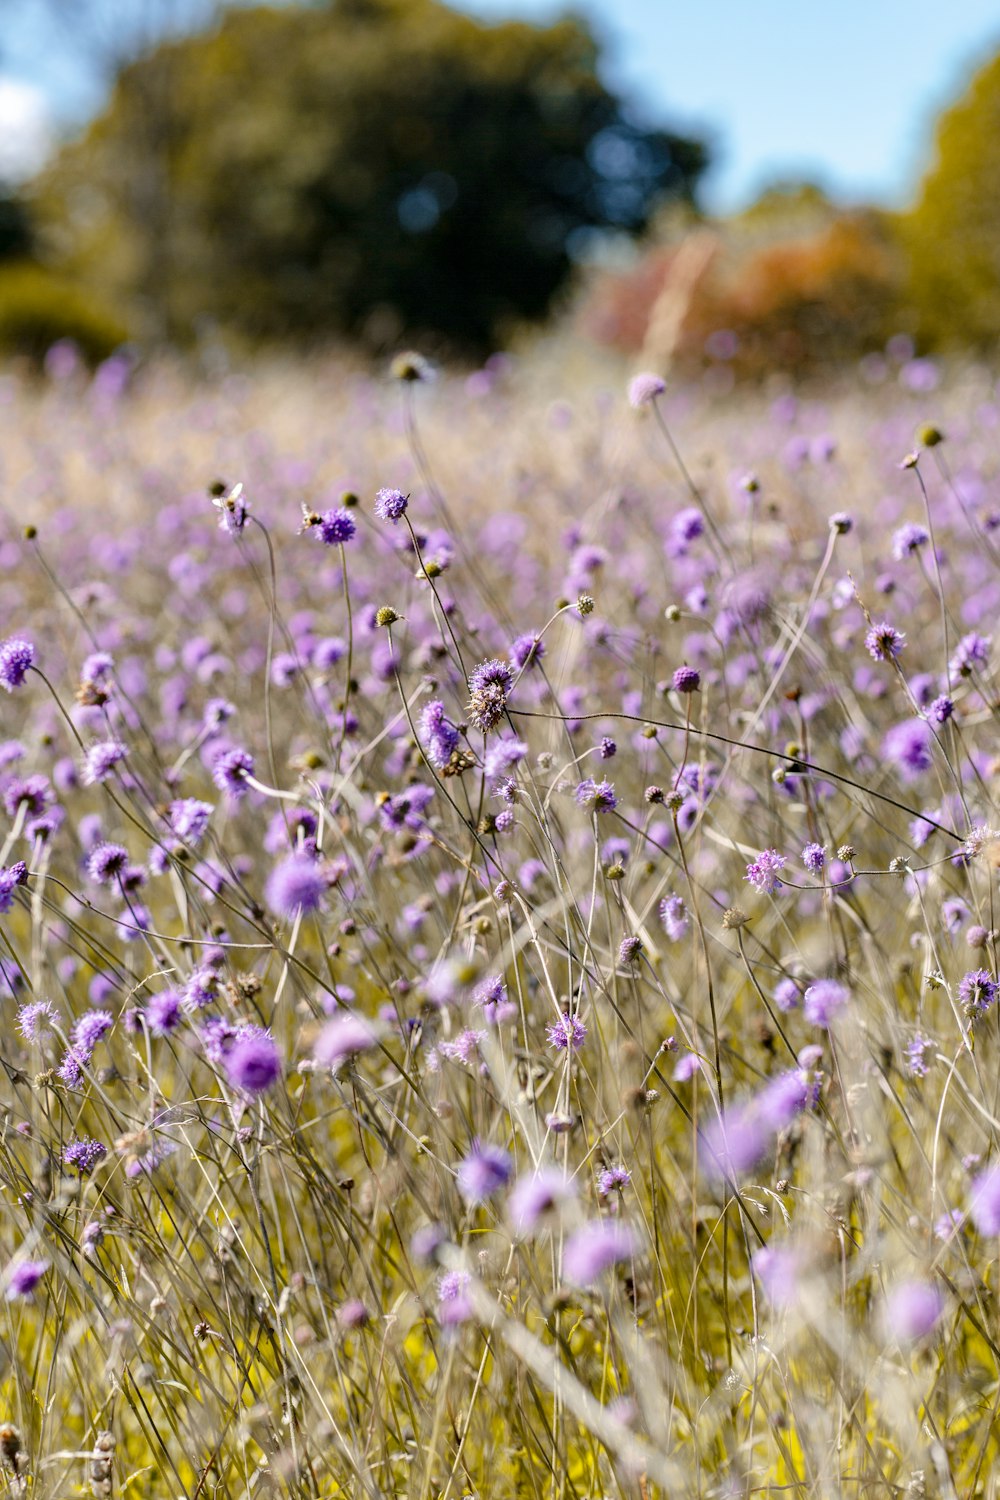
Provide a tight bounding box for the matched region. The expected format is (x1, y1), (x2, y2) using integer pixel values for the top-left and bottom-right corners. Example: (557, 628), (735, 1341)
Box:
(3, 0), (1000, 376)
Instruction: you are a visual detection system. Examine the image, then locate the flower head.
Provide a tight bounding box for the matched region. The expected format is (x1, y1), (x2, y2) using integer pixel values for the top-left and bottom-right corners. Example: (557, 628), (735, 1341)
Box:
(374, 488), (408, 524)
(627, 372), (665, 408)
(0, 638), (34, 692)
(508, 1168), (575, 1236)
(225, 1029), (281, 1094)
(419, 700), (461, 769)
(212, 747), (255, 800)
(511, 633), (544, 670)
(456, 1141), (512, 1205)
(87, 842), (129, 885)
(959, 968), (997, 1020)
(563, 1220), (636, 1285)
(265, 854), (328, 918)
(575, 778), (618, 813)
(892, 522), (929, 560)
(213, 482), (249, 537)
(803, 978), (850, 1028)
(314, 507), (356, 545)
(5, 1258), (48, 1300)
(865, 622), (906, 661)
(546, 1013), (587, 1051)
(745, 848), (785, 896)
(169, 799), (213, 845)
(64, 1137), (108, 1175)
(467, 659), (513, 734)
(83, 740), (127, 786)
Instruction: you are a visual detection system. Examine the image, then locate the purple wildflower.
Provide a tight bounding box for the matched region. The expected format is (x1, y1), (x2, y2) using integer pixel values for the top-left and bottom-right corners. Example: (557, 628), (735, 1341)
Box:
(930, 695), (954, 723)
(597, 1164), (631, 1197)
(906, 1034), (932, 1077)
(16, 1000), (54, 1041)
(374, 487), (408, 524)
(618, 935), (643, 965)
(575, 778), (618, 813)
(950, 632), (990, 678)
(212, 482), (249, 536)
(437, 1269), (474, 1324)
(563, 1220), (636, 1285)
(802, 842), (826, 873)
(467, 659), (513, 734)
(882, 719), (934, 782)
(971, 1166), (1000, 1235)
(865, 622), (906, 661)
(418, 700), (461, 769)
(87, 843), (129, 885)
(884, 1280), (942, 1344)
(225, 1029), (281, 1094)
(598, 736), (616, 759)
(0, 861), (28, 913)
(146, 989), (182, 1035)
(456, 1141), (512, 1205)
(959, 968), (997, 1019)
(546, 1012), (587, 1050)
(64, 1138), (108, 1175)
(659, 893), (689, 941)
(511, 633), (544, 670)
(891, 522), (929, 560)
(753, 1246), (801, 1307)
(169, 799), (213, 844)
(212, 747), (255, 800)
(314, 1014), (378, 1069)
(315, 508), (356, 545)
(82, 740), (127, 786)
(5, 1258), (48, 1300)
(672, 665), (700, 694)
(265, 854), (328, 918)
(803, 978), (850, 1028)
(508, 1168), (575, 1235)
(0, 638), (34, 692)
(627, 372), (665, 408)
(745, 848), (785, 896)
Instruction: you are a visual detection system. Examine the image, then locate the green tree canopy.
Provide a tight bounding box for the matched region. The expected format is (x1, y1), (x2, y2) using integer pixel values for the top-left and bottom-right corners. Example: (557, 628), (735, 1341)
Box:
(37, 0), (708, 351)
(903, 48), (1000, 349)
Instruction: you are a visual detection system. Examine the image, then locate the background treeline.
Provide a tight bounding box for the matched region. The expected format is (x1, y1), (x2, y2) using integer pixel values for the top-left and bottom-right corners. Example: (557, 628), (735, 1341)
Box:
(3, 0), (1000, 372)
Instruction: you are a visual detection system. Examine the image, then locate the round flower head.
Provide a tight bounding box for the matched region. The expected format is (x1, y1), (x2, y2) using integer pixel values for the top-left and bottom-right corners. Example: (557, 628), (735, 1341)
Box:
(169, 798), (213, 845)
(892, 522), (929, 560)
(467, 659), (513, 734)
(437, 1269), (474, 1325)
(374, 487), (408, 524)
(64, 1137), (108, 1175)
(511, 633), (544, 670)
(884, 1280), (942, 1344)
(930, 695), (953, 724)
(865, 621), (906, 661)
(672, 665), (700, 694)
(958, 968), (997, 1019)
(212, 747), (255, 800)
(455, 1140), (512, 1205)
(803, 977), (850, 1028)
(225, 1030), (281, 1094)
(546, 1012), (587, 1050)
(627, 372), (665, 408)
(419, 700), (461, 769)
(265, 854), (328, 918)
(314, 1013), (378, 1069)
(563, 1220), (636, 1285)
(315, 507), (356, 545)
(508, 1168), (575, 1236)
(575, 778), (618, 813)
(146, 989), (182, 1035)
(950, 632), (990, 678)
(5, 1258), (48, 1301)
(882, 719), (934, 783)
(87, 842), (129, 885)
(970, 1165), (1000, 1235)
(0, 638), (34, 692)
(753, 1245), (801, 1307)
(82, 739), (127, 786)
(829, 511), (853, 534)
(212, 482), (249, 537)
(597, 1164), (632, 1197)
(0, 861), (27, 914)
(659, 892), (689, 942)
(744, 848), (785, 896)
(802, 842), (826, 873)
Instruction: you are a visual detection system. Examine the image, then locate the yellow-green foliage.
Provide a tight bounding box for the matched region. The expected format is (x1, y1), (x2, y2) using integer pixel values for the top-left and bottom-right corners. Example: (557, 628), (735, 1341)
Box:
(0, 262), (127, 364)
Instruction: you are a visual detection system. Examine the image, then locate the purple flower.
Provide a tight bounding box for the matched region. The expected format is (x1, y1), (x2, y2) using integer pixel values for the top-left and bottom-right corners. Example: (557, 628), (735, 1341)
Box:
(212, 747), (255, 800)
(5, 1258), (48, 1300)
(745, 848), (785, 896)
(929, 695), (954, 724)
(314, 1014), (378, 1069)
(4, 774), (51, 818)
(970, 1166), (1000, 1235)
(467, 659), (513, 734)
(17, 1000), (54, 1041)
(374, 487), (408, 524)
(508, 1168), (575, 1235)
(437, 1269), (474, 1324)
(511, 633), (544, 670)
(618, 935), (642, 965)
(884, 1280), (942, 1343)
(672, 665), (700, 694)
(265, 854), (328, 918)
(950, 632), (991, 678)
(0, 861), (27, 913)
(658, 892), (689, 942)
(959, 968), (997, 1019)
(82, 740), (127, 786)
(87, 842), (129, 885)
(563, 1220), (636, 1285)
(882, 719), (934, 782)
(169, 799), (213, 844)
(73, 1010), (114, 1054)
(456, 1141), (512, 1205)
(598, 736), (616, 760)
(546, 1013), (587, 1050)
(225, 1030), (281, 1094)
(801, 842), (826, 873)
(575, 778), (618, 813)
(146, 989), (183, 1035)
(803, 978), (850, 1028)
(0, 638), (34, 692)
(418, 700), (461, 769)
(905, 1033), (932, 1077)
(627, 372), (665, 408)
(315, 507), (356, 545)
(865, 622), (906, 661)
(891, 522), (929, 560)
(212, 482), (249, 536)
(597, 1164), (631, 1197)
(703, 1104), (768, 1178)
(829, 511), (853, 534)
(64, 1137), (108, 1175)
(753, 1246), (801, 1307)
(757, 1070), (812, 1131)
(473, 974), (515, 1025)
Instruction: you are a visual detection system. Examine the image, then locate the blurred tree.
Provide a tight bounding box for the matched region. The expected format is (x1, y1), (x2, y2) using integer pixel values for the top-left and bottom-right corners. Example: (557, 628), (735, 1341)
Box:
(35, 0), (708, 350)
(902, 48), (1000, 349)
(0, 190), (33, 262)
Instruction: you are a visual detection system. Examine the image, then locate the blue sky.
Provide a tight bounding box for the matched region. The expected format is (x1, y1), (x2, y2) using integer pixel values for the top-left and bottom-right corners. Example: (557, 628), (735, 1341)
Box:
(5, 0), (1000, 208)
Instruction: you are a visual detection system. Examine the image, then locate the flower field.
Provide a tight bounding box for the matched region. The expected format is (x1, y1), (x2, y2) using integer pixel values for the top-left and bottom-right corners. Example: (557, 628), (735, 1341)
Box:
(1, 346), (1000, 1497)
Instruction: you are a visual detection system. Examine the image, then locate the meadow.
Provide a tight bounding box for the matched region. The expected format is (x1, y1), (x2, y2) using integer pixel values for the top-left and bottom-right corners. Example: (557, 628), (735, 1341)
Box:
(0, 341), (999, 1498)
